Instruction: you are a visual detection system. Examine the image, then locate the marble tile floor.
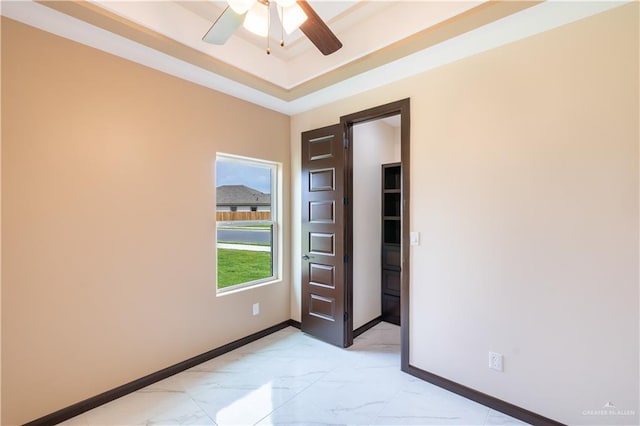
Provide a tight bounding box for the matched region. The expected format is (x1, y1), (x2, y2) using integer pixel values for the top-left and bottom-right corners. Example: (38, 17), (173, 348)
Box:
(61, 322), (528, 426)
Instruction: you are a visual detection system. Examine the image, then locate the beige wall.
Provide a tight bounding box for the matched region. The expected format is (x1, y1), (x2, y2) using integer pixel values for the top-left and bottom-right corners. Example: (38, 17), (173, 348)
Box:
(352, 120), (400, 329)
(1, 18), (291, 425)
(291, 4), (638, 425)
(2, 3), (638, 425)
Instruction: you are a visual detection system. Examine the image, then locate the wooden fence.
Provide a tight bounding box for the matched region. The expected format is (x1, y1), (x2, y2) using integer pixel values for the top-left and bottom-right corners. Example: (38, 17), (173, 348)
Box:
(216, 211), (271, 222)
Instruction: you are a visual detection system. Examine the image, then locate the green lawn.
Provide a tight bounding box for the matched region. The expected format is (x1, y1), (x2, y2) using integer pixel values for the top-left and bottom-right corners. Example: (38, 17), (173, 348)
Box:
(217, 249), (272, 289)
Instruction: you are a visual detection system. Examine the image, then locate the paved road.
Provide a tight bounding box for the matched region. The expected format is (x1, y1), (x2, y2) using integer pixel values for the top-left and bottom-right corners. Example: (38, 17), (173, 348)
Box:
(218, 228), (271, 245)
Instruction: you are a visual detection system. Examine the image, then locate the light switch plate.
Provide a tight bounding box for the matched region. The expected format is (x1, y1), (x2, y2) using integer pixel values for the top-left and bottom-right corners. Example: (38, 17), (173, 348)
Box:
(410, 231), (420, 246)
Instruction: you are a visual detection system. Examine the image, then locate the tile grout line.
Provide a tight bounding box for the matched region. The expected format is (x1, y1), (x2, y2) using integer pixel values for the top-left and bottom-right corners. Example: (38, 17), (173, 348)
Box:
(482, 406), (492, 426)
(251, 329), (346, 425)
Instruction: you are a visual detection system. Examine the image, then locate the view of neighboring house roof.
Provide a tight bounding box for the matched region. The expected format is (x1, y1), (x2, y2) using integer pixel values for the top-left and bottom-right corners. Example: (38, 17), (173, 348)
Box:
(216, 185), (270, 206)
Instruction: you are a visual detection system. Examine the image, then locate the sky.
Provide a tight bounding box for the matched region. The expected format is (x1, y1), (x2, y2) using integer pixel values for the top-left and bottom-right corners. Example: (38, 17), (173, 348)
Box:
(216, 161), (271, 194)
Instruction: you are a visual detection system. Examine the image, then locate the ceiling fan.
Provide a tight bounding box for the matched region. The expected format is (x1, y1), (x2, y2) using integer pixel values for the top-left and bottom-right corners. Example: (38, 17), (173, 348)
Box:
(202, 0), (343, 56)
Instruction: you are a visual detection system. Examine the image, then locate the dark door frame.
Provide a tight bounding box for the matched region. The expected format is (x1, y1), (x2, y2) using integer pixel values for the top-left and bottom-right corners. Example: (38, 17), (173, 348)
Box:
(340, 98), (410, 369)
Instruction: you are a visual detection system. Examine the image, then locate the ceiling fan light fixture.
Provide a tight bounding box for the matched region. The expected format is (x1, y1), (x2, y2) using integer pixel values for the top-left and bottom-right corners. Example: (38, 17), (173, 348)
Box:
(277, 3), (307, 35)
(227, 0), (256, 15)
(206, 0), (342, 56)
(243, 1), (269, 37)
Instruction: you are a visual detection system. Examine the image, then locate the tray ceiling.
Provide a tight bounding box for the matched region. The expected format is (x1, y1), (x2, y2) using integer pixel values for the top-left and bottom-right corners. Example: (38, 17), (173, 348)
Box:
(1, 1), (629, 114)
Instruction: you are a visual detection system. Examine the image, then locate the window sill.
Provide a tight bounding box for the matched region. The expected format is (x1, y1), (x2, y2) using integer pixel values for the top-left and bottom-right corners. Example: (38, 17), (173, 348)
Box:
(216, 278), (282, 297)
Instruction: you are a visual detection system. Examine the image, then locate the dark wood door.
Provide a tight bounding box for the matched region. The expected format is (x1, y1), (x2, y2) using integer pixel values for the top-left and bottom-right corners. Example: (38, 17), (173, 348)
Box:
(301, 124), (347, 347)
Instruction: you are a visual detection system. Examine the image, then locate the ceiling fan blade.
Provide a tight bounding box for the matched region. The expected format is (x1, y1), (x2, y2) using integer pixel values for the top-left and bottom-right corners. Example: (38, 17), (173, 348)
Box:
(297, 1), (342, 56)
(203, 6), (245, 45)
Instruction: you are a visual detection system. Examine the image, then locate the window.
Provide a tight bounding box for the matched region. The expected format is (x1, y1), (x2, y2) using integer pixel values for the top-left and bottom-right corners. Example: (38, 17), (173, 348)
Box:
(215, 154), (280, 293)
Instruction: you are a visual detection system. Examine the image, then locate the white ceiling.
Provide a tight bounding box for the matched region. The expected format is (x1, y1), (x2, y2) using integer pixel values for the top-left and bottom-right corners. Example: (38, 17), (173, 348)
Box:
(1, 1), (630, 115)
(90, 0), (485, 89)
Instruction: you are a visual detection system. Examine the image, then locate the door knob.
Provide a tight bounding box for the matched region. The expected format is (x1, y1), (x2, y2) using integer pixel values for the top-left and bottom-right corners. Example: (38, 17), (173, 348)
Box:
(302, 254), (310, 260)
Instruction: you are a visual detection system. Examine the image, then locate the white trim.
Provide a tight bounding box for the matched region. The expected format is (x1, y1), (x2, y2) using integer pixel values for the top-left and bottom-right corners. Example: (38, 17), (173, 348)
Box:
(215, 154), (282, 294)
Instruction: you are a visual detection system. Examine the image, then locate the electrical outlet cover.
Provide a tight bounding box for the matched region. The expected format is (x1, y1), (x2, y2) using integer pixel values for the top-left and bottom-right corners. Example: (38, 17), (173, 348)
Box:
(489, 352), (503, 372)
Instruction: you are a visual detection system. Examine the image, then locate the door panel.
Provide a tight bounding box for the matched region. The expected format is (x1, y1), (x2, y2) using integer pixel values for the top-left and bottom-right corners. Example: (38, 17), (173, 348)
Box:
(309, 263), (335, 288)
(309, 201), (334, 223)
(309, 233), (334, 255)
(301, 124), (346, 347)
(309, 169), (335, 191)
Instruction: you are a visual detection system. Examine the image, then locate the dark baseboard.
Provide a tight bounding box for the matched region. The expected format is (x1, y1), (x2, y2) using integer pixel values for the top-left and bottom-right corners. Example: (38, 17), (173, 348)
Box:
(403, 364), (565, 426)
(25, 318), (560, 426)
(24, 320), (294, 426)
(287, 319), (301, 329)
(353, 316), (382, 338)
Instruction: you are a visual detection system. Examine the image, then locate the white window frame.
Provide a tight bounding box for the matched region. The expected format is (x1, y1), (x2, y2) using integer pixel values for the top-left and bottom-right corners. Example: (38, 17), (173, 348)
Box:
(215, 153), (281, 294)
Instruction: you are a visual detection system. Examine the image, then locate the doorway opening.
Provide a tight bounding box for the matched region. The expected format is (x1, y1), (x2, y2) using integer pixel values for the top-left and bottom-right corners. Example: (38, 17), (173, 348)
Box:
(342, 99), (410, 371)
(300, 98), (410, 369)
(351, 116), (401, 334)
